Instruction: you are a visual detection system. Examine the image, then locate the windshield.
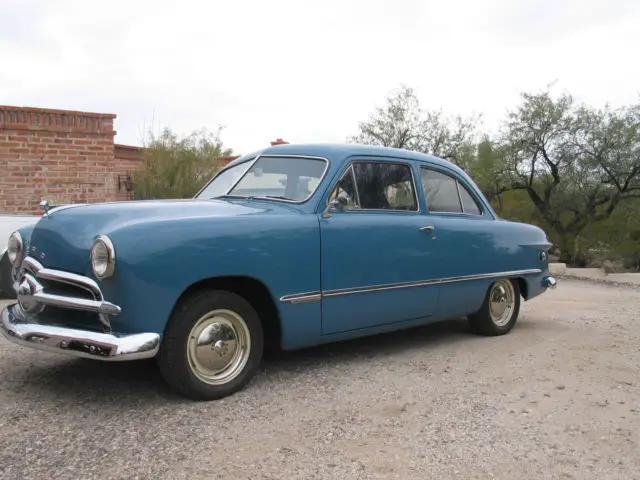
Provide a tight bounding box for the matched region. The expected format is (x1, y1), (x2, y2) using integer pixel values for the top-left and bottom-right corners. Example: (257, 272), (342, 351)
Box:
(196, 160), (254, 199)
(196, 155), (328, 202)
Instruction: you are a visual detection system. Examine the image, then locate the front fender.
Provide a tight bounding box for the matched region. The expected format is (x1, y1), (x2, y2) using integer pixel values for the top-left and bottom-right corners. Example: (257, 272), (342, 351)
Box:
(100, 214), (322, 340)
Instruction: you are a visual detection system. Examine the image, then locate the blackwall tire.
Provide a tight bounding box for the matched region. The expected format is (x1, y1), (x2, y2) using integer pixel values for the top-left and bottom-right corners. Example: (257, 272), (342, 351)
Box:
(157, 289), (264, 401)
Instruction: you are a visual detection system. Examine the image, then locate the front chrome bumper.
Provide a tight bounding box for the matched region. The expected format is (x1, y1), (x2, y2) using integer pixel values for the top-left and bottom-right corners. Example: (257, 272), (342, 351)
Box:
(1, 303), (160, 361)
(543, 276), (557, 289)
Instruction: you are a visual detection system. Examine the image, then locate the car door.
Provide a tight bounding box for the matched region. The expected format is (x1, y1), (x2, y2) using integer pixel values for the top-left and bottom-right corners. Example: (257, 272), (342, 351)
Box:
(416, 164), (500, 318)
(319, 157), (440, 335)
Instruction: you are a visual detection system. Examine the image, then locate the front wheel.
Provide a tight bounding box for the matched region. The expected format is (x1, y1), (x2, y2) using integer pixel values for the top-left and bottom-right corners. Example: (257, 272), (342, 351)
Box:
(157, 289), (264, 401)
(468, 278), (520, 336)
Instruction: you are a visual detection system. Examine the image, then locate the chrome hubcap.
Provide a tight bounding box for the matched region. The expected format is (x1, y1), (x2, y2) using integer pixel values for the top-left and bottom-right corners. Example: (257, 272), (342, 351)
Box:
(489, 280), (515, 327)
(187, 309), (251, 385)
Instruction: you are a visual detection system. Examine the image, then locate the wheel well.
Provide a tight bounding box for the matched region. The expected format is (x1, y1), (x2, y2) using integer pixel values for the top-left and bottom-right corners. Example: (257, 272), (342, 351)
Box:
(516, 277), (528, 300)
(176, 276), (282, 352)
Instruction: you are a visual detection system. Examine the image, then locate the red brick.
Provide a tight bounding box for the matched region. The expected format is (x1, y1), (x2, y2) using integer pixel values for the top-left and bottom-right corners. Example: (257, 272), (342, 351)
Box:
(1, 104), (144, 213)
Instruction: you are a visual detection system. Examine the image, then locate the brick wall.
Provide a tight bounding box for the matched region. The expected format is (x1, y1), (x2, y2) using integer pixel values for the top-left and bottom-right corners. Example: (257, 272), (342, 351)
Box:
(0, 106), (142, 214)
(0, 104), (288, 214)
(114, 143), (143, 200)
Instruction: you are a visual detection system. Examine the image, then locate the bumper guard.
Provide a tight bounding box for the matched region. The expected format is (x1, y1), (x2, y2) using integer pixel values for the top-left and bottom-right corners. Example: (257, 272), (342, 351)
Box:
(543, 276), (557, 289)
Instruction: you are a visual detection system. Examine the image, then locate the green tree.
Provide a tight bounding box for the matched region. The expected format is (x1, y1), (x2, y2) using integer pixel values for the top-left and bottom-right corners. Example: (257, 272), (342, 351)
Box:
(349, 85), (481, 168)
(498, 86), (640, 264)
(133, 127), (233, 199)
(466, 138), (511, 211)
(579, 197), (640, 270)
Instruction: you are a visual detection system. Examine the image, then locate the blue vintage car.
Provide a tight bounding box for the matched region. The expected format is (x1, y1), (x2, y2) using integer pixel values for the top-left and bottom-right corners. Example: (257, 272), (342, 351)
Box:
(1, 143), (557, 400)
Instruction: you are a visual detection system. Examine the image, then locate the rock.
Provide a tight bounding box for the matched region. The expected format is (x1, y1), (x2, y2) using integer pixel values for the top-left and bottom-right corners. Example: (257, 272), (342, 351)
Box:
(602, 260), (625, 275)
(602, 260), (615, 275)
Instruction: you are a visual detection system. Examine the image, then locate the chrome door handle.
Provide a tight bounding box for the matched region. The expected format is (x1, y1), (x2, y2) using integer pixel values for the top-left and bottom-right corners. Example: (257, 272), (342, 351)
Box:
(419, 225), (435, 232)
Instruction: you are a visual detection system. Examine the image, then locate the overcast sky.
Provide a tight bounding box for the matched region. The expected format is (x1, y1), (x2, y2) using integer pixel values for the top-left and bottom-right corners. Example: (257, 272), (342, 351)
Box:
(1, 0), (639, 154)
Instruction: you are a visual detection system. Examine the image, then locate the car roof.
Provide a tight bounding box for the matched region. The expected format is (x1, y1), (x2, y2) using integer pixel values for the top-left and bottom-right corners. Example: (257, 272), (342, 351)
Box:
(224, 142), (463, 175)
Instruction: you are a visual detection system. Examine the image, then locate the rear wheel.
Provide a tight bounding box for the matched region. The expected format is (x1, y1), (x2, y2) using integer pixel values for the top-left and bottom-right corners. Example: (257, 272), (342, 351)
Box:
(468, 278), (520, 336)
(157, 289), (264, 400)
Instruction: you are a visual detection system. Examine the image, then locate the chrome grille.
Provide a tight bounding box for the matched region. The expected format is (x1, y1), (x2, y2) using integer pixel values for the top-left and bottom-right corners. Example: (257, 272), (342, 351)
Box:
(37, 278), (96, 300)
(14, 256), (121, 331)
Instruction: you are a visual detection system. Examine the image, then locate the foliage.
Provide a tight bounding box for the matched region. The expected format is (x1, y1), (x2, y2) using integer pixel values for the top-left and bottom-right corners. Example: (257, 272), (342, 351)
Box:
(578, 198), (640, 270)
(497, 86), (640, 263)
(465, 138), (511, 209)
(132, 127), (233, 200)
(349, 85), (481, 169)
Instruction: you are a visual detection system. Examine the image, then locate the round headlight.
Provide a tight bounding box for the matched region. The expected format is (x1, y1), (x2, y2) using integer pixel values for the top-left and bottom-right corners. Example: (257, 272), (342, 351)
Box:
(91, 235), (116, 280)
(7, 231), (23, 266)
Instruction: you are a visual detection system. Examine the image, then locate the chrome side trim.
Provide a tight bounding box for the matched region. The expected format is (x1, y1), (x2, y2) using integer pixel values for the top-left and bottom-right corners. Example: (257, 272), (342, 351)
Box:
(279, 269), (542, 304)
(323, 269), (542, 297)
(279, 292), (322, 304)
(1, 304), (159, 361)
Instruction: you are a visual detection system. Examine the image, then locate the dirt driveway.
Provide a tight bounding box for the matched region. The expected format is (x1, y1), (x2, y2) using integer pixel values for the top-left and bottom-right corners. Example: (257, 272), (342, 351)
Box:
(1, 280), (639, 480)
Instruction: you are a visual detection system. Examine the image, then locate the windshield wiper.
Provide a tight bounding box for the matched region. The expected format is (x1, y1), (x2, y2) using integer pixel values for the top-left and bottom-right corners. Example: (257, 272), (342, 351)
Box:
(211, 194), (249, 200)
(214, 194), (296, 202)
(261, 195), (296, 201)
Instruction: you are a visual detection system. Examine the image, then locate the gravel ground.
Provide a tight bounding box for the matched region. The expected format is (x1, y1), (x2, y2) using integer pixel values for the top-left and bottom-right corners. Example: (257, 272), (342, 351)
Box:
(1, 280), (640, 480)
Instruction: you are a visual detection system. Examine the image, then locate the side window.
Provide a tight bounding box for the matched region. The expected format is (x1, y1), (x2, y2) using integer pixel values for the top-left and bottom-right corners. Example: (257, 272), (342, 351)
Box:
(328, 161), (418, 211)
(458, 183), (482, 215)
(420, 167), (483, 215)
(352, 162), (418, 211)
(420, 168), (462, 213)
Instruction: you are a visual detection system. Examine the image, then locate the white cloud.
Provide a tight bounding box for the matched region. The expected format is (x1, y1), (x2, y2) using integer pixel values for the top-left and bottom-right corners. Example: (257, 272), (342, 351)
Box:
(1, 0), (638, 154)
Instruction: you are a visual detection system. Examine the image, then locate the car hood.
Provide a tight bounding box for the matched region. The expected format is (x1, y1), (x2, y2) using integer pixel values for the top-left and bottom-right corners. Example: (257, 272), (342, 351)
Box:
(25, 198), (296, 274)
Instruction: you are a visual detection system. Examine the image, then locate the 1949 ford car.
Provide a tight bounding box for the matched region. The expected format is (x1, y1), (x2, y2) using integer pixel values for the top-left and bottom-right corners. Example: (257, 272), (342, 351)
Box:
(1, 143), (557, 400)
